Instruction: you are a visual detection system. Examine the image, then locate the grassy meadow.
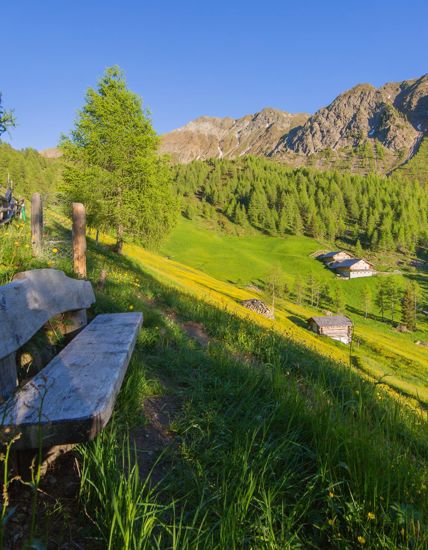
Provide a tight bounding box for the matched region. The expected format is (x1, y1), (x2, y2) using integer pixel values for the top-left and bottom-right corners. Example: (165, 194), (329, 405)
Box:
(1, 212), (428, 548)
(161, 217), (428, 407)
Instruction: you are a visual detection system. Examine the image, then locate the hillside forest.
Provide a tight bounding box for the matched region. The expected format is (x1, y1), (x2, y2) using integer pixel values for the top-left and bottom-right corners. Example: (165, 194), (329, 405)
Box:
(174, 157), (428, 256)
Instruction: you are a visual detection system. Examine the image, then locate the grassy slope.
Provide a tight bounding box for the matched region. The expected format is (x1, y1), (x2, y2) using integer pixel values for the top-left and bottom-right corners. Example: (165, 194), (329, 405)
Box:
(2, 214), (428, 548)
(160, 217), (428, 406)
(393, 136), (428, 184)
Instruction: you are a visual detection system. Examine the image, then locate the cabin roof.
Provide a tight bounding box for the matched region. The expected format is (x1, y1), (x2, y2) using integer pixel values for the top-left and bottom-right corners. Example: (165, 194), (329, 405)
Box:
(308, 315), (353, 328)
(322, 251), (349, 258)
(330, 258), (373, 269)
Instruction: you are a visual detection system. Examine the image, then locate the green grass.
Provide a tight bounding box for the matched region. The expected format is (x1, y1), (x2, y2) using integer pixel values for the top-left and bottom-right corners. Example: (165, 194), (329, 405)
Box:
(393, 136), (428, 184)
(160, 217), (428, 407)
(2, 215), (428, 548)
(161, 217), (326, 285)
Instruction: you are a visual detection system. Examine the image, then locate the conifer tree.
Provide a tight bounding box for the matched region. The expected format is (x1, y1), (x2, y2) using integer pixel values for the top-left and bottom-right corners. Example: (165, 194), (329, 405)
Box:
(401, 284), (417, 331)
(375, 283), (386, 321)
(61, 66), (178, 252)
(264, 264), (285, 316)
(333, 284), (346, 313)
(293, 278), (304, 305)
(355, 239), (363, 257)
(0, 93), (15, 138)
(362, 286), (372, 319)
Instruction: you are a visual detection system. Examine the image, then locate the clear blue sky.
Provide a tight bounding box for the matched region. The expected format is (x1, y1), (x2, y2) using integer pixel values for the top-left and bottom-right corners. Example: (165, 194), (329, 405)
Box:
(2, 0), (427, 150)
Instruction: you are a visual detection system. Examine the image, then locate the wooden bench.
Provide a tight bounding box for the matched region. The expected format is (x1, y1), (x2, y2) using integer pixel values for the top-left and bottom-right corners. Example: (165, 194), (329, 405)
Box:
(0, 269), (143, 450)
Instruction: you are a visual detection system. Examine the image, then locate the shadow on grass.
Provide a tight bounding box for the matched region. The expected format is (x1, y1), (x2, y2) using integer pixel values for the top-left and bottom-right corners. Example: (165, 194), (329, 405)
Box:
(288, 315), (308, 329)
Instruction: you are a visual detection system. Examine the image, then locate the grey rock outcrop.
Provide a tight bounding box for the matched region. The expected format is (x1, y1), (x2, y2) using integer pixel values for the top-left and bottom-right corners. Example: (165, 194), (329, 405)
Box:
(241, 299), (274, 319)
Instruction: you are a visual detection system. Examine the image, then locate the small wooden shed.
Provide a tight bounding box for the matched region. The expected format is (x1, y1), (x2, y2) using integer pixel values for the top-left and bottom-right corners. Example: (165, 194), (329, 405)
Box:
(307, 315), (353, 344)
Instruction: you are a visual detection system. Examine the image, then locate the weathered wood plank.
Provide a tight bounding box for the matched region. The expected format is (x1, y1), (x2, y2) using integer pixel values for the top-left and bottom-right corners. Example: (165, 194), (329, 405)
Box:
(31, 193), (43, 256)
(72, 202), (87, 278)
(0, 269), (95, 360)
(0, 312), (143, 449)
(60, 309), (88, 336)
(0, 353), (17, 401)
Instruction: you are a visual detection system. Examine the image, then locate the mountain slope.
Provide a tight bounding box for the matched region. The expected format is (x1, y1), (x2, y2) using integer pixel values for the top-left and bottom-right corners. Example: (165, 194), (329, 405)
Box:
(161, 74), (428, 173)
(159, 108), (308, 163)
(274, 84), (418, 155)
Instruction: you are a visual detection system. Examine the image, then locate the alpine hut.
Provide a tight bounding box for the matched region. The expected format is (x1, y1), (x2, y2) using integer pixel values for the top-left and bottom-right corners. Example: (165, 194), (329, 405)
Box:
(321, 251), (352, 264)
(307, 315), (353, 344)
(330, 258), (374, 279)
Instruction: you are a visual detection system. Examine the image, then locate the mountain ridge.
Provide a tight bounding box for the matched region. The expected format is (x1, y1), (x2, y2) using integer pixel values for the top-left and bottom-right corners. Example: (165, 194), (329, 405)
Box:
(161, 74), (428, 172)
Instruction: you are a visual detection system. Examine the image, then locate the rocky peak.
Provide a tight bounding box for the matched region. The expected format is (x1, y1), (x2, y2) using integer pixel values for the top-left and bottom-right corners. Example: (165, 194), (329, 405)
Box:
(276, 82), (418, 155)
(160, 73), (428, 167)
(160, 108), (308, 163)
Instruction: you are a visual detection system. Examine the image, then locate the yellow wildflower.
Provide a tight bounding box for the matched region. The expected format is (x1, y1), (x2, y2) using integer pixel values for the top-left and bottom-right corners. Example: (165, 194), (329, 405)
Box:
(357, 536), (366, 545)
(328, 491), (334, 498)
(367, 512), (375, 521)
(52, 248), (59, 254)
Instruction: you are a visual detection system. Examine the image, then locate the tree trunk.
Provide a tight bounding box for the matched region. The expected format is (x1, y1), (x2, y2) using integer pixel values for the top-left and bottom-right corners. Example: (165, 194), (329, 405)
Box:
(115, 225), (124, 254)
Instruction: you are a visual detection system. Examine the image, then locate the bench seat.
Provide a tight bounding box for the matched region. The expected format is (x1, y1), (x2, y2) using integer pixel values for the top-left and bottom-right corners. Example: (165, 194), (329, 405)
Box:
(0, 312), (143, 449)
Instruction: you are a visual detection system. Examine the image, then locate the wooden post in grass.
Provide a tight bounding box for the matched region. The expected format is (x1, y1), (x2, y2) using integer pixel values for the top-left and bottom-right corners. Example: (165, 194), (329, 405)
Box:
(72, 202), (87, 279)
(31, 193), (43, 256)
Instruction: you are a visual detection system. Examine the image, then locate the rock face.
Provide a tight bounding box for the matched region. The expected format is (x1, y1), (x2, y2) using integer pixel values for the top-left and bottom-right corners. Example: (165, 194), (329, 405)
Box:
(160, 108), (308, 163)
(275, 84), (419, 154)
(241, 299), (274, 320)
(39, 147), (62, 159)
(275, 76), (428, 155)
(161, 74), (428, 166)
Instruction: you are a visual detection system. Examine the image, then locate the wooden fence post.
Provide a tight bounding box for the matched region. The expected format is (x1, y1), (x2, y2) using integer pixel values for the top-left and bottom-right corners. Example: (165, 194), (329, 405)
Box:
(31, 193), (43, 256)
(72, 202), (87, 279)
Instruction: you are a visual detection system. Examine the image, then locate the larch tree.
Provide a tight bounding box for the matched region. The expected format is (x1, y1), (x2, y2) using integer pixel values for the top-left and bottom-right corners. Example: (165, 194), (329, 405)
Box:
(60, 66), (178, 252)
(401, 286), (415, 331)
(0, 93), (15, 138)
(333, 284), (346, 313)
(362, 286), (372, 319)
(264, 263), (285, 317)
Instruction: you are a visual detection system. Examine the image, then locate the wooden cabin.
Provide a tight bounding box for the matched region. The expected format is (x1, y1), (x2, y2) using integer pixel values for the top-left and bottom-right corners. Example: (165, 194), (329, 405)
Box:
(307, 315), (353, 344)
(321, 251), (352, 264)
(330, 258), (374, 279)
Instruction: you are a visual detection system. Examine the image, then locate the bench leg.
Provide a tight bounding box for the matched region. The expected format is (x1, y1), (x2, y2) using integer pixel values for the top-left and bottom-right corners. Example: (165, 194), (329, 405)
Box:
(12, 445), (75, 480)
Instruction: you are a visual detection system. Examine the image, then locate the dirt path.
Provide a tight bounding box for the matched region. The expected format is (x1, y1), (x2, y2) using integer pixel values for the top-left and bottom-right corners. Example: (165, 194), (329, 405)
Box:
(130, 395), (180, 484)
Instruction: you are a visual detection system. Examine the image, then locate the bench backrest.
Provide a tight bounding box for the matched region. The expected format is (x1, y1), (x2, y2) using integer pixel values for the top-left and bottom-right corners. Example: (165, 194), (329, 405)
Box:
(0, 269), (95, 399)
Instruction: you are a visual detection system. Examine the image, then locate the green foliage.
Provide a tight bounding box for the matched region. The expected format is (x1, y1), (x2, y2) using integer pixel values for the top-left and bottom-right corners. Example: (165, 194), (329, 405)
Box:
(362, 285), (372, 319)
(394, 136), (428, 185)
(0, 144), (62, 199)
(173, 157), (428, 255)
(401, 284), (417, 331)
(60, 66), (178, 250)
(263, 263), (285, 314)
(0, 93), (15, 137)
(355, 239), (363, 258)
(2, 210), (428, 547)
(333, 284), (346, 313)
(74, 231), (428, 548)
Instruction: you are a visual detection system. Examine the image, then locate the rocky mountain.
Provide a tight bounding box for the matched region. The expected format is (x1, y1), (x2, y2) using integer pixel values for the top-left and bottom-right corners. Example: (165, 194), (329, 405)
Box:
(161, 74), (428, 170)
(159, 108), (308, 163)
